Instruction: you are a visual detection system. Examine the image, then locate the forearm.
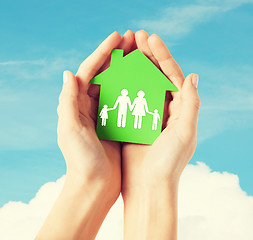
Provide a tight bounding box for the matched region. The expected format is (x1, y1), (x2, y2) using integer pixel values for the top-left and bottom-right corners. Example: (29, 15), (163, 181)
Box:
(123, 182), (178, 240)
(36, 174), (114, 240)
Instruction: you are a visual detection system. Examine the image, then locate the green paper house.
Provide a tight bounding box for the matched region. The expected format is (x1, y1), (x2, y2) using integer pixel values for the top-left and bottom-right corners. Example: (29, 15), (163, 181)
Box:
(90, 49), (178, 145)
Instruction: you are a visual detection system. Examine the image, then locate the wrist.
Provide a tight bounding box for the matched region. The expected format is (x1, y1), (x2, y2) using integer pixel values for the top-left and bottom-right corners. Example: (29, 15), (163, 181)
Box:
(123, 182), (178, 240)
(122, 171), (179, 200)
(64, 170), (120, 205)
(122, 180), (178, 203)
(36, 170), (117, 240)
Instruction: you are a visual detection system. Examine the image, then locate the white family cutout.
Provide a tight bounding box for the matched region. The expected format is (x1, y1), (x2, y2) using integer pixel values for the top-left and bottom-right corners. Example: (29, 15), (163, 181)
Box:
(99, 89), (161, 130)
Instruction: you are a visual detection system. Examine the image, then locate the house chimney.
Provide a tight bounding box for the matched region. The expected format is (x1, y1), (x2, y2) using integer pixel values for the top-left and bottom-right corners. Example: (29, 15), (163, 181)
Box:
(110, 49), (123, 67)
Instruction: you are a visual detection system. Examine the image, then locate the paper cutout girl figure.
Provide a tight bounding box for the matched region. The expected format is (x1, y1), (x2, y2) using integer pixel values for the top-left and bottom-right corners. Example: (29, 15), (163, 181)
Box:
(99, 105), (113, 126)
(149, 109), (161, 131)
(131, 90), (149, 129)
(111, 89), (132, 128)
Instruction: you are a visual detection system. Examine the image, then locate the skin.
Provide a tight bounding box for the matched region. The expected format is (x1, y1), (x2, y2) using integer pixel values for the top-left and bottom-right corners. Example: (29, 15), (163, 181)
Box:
(36, 30), (201, 240)
(121, 30), (201, 240)
(36, 31), (135, 240)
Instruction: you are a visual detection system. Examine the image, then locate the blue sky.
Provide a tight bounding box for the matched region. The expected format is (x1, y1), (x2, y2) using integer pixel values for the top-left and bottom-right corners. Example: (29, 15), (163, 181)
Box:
(0, 0), (252, 206)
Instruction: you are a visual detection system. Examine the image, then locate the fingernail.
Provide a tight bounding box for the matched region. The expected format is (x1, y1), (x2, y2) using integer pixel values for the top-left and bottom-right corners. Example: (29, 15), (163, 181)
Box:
(63, 71), (68, 83)
(124, 30), (132, 35)
(192, 74), (199, 88)
(110, 31), (120, 37)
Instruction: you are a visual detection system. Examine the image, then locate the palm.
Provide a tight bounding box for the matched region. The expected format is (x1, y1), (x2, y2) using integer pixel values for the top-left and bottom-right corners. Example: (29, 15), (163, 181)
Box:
(121, 31), (198, 191)
(72, 77), (121, 185)
(122, 91), (184, 188)
(74, 30), (135, 171)
(66, 31), (130, 186)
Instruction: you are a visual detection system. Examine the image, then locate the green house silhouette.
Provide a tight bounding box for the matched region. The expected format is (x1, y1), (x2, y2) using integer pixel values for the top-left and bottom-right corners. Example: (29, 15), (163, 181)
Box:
(90, 49), (178, 145)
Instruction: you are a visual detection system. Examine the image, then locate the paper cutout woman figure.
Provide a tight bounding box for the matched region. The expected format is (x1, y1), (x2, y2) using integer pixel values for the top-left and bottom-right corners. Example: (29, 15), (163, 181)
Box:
(148, 109), (161, 131)
(131, 90), (149, 129)
(99, 105), (112, 126)
(111, 89), (132, 128)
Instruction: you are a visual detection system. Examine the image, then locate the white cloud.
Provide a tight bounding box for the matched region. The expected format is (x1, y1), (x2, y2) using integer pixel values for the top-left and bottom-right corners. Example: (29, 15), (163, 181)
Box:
(0, 50), (85, 150)
(0, 162), (252, 240)
(197, 64), (253, 143)
(198, 83), (253, 142)
(179, 61), (253, 143)
(137, 5), (220, 38)
(196, 0), (253, 10)
(178, 162), (253, 240)
(0, 87), (58, 150)
(0, 49), (87, 86)
(0, 60), (47, 66)
(136, 0), (253, 38)
(0, 177), (65, 240)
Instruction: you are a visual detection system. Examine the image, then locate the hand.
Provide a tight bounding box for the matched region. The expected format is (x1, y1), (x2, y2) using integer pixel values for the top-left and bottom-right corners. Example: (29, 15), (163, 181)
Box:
(122, 30), (201, 194)
(58, 30), (135, 195)
(50, 31), (136, 239)
(121, 30), (201, 239)
(57, 32), (124, 198)
(37, 31), (137, 240)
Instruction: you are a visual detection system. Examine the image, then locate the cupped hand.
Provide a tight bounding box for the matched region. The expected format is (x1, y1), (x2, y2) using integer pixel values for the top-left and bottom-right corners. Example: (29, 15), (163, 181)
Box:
(121, 30), (201, 196)
(57, 31), (135, 201)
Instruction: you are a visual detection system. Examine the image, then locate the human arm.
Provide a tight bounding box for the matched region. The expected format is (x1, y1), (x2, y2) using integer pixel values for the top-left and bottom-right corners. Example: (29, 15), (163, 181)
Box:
(110, 97), (119, 110)
(121, 30), (201, 239)
(36, 30), (136, 240)
(157, 113), (161, 122)
(129, 98), (136, 111)
(35, 174), (116, 240)
(36, 70), (120, 240)
(144, 98), (149, 113)
(107, 107), (115, 111)
(146, 111), (154, 115)
(123, 182), (178, 239)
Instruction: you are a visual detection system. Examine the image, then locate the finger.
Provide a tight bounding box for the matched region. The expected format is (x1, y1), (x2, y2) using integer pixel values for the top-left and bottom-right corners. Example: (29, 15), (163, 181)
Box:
(162, 91), (173, 129)
(88, 30), (136, 100)
(57, 71), (80, 128)
(76, 31), (121, 91)
(129, 38), (137, 53)
(118, 30), (135, 55)
(179, 73), (201, 140)
(148, 34), (184, 91)
(135, 30), (159, 67)
(98, 30), (135, 74)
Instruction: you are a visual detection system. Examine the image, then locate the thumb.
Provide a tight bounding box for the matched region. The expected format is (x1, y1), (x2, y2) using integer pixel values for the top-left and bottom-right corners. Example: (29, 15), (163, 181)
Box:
(179, 73), (201, 137)
(57, 71), (80, 127)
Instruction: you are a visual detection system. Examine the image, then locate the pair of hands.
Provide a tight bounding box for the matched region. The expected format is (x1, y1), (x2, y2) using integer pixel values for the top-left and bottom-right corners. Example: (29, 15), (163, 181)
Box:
(56, 30), (200, 239)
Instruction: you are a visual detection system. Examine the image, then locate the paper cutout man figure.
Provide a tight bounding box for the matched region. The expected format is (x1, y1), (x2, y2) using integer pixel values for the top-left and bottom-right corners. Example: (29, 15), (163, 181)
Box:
(111, 89), (132, 128)
(131, 90), (149, 129)
(149, 109), (161, 131)
(99, 105), (112, 126)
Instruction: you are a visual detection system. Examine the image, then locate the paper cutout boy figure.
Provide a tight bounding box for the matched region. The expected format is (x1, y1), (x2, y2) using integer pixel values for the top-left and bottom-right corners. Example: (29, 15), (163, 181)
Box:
(149, 109), (161, 131)
(111, 89), (132, 128)
(131, 90), (149, 129)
